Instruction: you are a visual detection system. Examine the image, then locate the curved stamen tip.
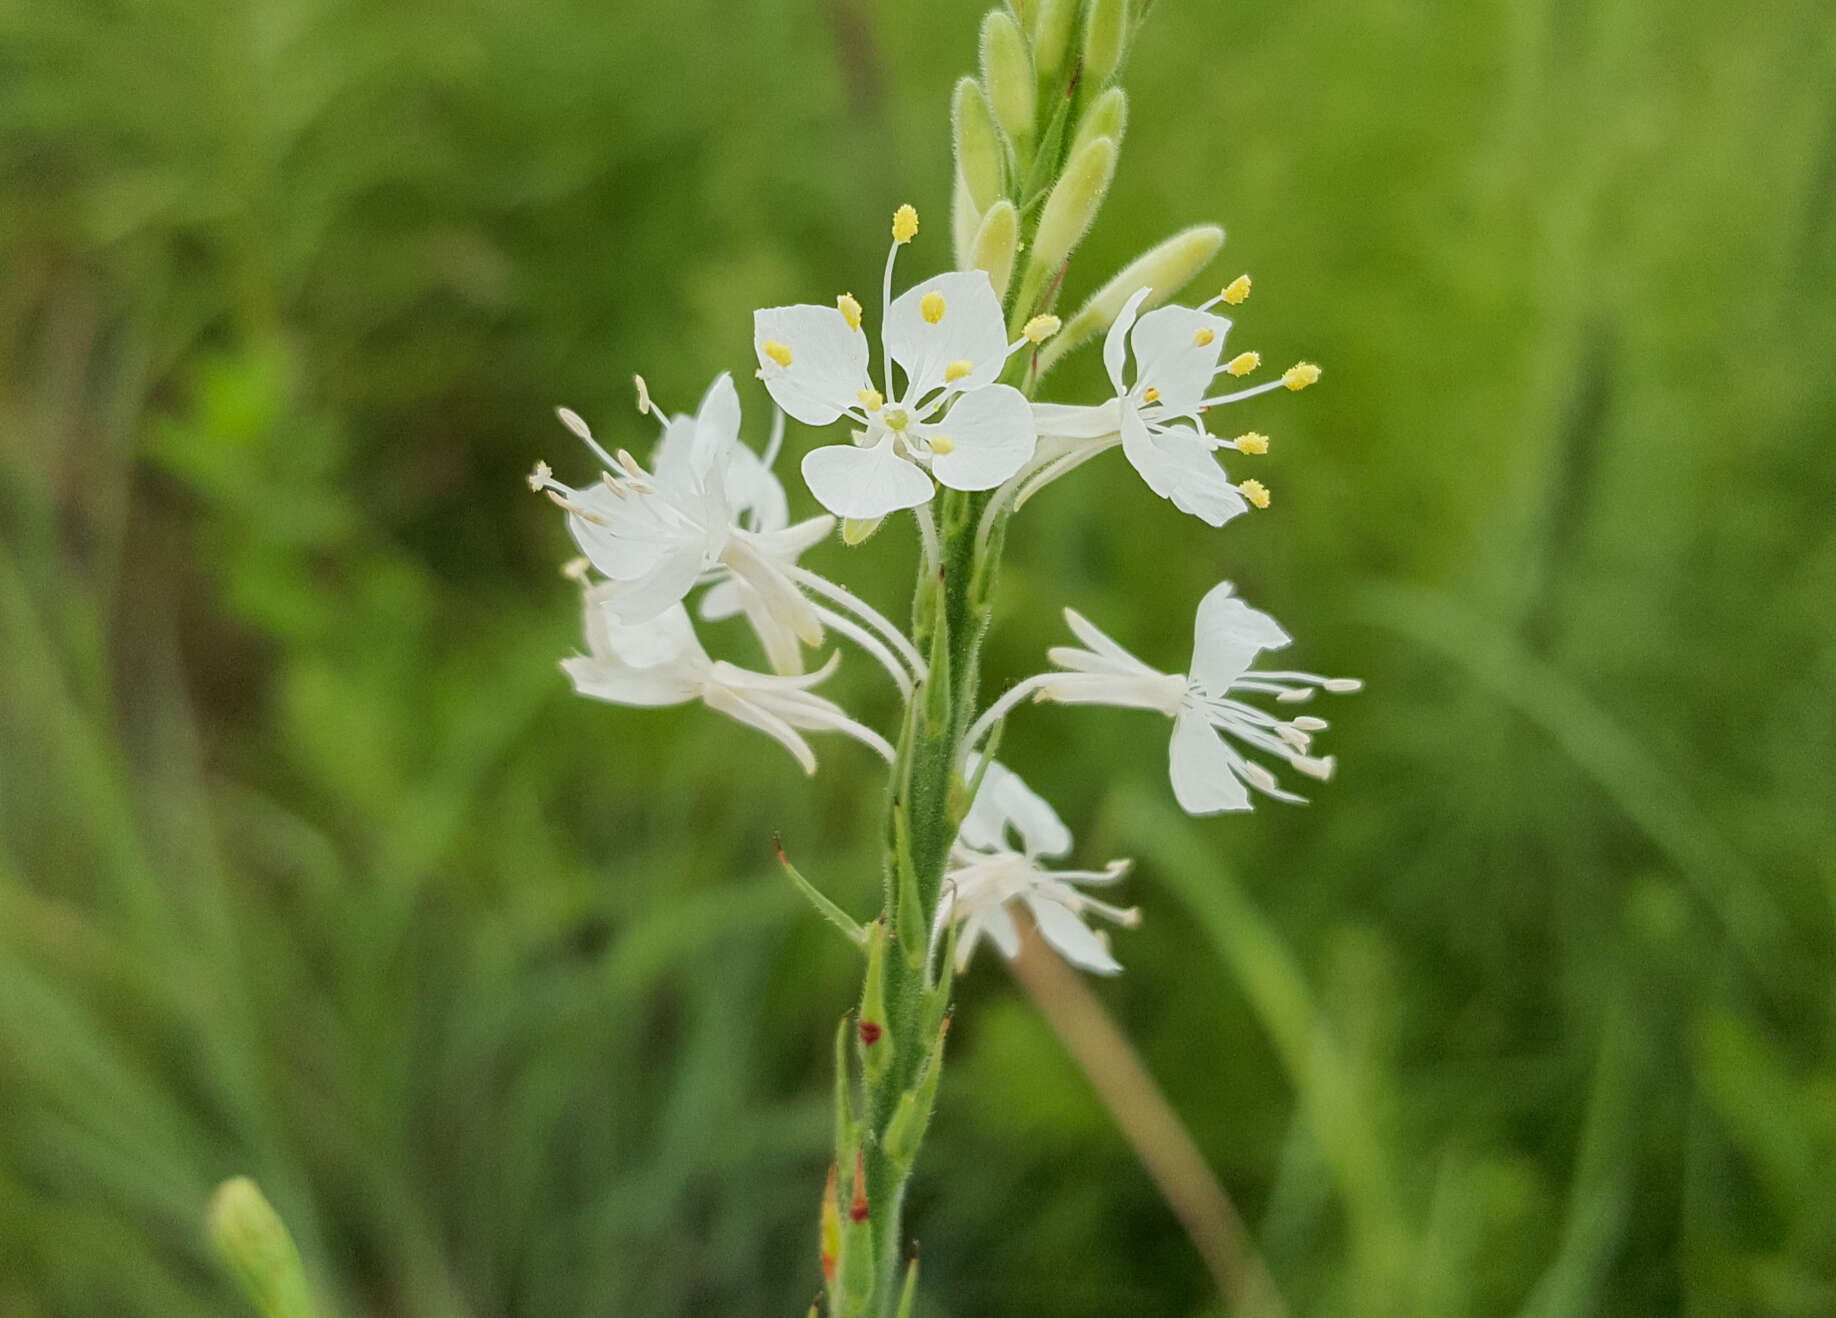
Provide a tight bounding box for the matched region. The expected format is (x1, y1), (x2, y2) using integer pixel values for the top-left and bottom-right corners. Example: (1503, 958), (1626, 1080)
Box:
(1226, 351), (1261, 378)
(837, 292), (863, 332)
(527, 460), (553, 492)
(1234, 431), (1270, 455)
(556, 407), (593, 440)
(1238, 478), (1271, 509)
(632, 375), (652, 414)
(1283, 362), (1322, 390)
(1223, 274), (1252, 305)
(1023, 314), (1061, 344)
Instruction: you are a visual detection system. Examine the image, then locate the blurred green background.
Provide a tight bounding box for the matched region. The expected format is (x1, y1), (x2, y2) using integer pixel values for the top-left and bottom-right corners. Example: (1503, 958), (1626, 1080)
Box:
(3, 0), (1834, 1313)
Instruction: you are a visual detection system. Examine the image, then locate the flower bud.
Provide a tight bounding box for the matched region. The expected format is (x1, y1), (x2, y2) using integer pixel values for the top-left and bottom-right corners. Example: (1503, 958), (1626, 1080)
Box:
(980, 10), (1036, 148)
(1032, 0), (1077, 87)
(952, 77), (1003, 213)
(1006, 0), (1038, 33)
(857, 921), (891, 1083)
(951, 172), (982, 271)
(1043, 225), (1225, 370)
(1031, 135), (1116, 276)
(205, 1178), (313, 1318)
(1069, 86), (1127, 163)
(1082, 0), (1129, 86)
(969, 200), (1019, 301)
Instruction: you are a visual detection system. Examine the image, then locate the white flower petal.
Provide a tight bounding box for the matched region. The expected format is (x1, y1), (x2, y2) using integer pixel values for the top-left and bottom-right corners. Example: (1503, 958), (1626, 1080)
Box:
(961, 759), (1073, 859)
(980, 903), (1022, 960)
(801, 436), (934, 519)
(1130, 305), (1230, 415)
(1028, 896), (1123, 974)
(1103, 287), (1153, 393)
(1032, 398), (1123, 440)
(754, 304), (871, 426)
(1169, 707), (1252, 814)
(691, 373), (742, 475)
(887, 271), (1008, 400)
(928, 385), (1036, 491)
(698, 578), (744, 621)
(1190, 582), (1292, 691)
(1120, 415), (1248, 528)
(702, 684), (818, 774)
(595, 547), (708, 624)
(562, 654), (697, 707)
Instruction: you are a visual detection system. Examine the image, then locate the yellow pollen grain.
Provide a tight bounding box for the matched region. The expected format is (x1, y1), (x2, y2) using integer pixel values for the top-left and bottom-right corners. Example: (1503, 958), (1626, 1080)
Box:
(1223, 274), (1252, 305)
(1023, 314), (1061, 344)
(1284, 362), (1322, 390)
(762, 339), (793, 368)
(892, 204), (919, 244)
(1226, 351), (1260, 377)
(1239, 478), (1271, 509)
(1193, 327), (1215, 347)
(920, 291), (946, 324)
(928, 435), (955, 455)
(837, 292), (863, 332)
(1235, 431), (1269, 455)
(858, 387), (884, 412)
(1142, 387), (1161, 404)
(944, 359), (973, 383)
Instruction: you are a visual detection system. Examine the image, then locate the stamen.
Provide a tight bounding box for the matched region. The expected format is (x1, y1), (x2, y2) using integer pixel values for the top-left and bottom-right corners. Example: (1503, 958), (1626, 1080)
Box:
(556, 408), (593, 441)
(1293, 754), (1336, 780)
(1223, 274), (1252, 305)
(1234, 431), (1269, 455)
(838, 292), (863, 332)
(527, 460), (553, 492)
(883, 407), (909, 432)
(761, 340), (793, 368)
(1283, 362), (1321, 390)
(1192, 327), (1215, 347)
(632, 375), (652, 414)
(1241, 761), (1280, 793)
(1238, 478), (1271, 509)
(1142, 386), (1161, 404)
(1323, 677), (1363, 693)
(1023, 314), (1061, 344)
(1226, 351), (1261, 377)
(892, 203), (919, 245)
(944, 359), (973, 383)
(858, 387), (884, 412)
(560, 556), (591, 582)
(928, 435), (955, 455)
(1292, 716), (1329, 731)
(920, 291), (946, 324)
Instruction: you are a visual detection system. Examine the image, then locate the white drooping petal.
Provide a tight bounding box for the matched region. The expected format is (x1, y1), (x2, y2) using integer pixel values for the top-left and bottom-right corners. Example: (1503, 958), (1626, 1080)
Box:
(698, 577), (745, 622)
(1190, 581), (1292, 691)
(725, 441), (789, 532)
(1032, 398), (1123, 440)
(1168, 707), (1253, 814)
(1120, 414), (1249, 528)
(960, 759), (1074, 860)
(754, 304), (871, 426)
(1028, 895), (1123, 974)
(1129, 305), (1230, 415)
(928, 384), (1037, 491)
(595, 545), (709, 624)
(801, 436), (935, 519)
(596, 599), (704, 668)
(1059, 607), (1159, 675)
(701, 683), (819, 775)
(975, 902), (1023, 963)
(1103, 287), (1153, 393)
(562, 654), (698, 707)
(886, 271), (1009, 399)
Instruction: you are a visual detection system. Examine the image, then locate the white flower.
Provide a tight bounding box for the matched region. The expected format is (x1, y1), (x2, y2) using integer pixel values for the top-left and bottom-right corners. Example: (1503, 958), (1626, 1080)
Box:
(753, 209), (1039, 520)
(533, 373), (833, 673)
(561, 586), (894, 774)
(967, 582), (1360, 815)
(936, 758), (1136, 975)
(1022, 285), (1318, 524)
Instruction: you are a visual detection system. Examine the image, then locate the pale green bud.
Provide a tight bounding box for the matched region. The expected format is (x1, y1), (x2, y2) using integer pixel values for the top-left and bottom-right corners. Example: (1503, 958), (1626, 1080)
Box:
(1082, 0), (1129, 86)
(952, 77), (1003, 213)
(1032, 0), (1077, 86)
(980, 10), (1035, 147)
(1041, 224), (1227, 373)
(206, 1178), (314, 1318)
(1069, 86), (1127, 163)
(1031, 135), (1117, 275)
(1006, 0), (1038, 29)
(969, 200), (1019, 301)
(951, 173), (981, 271)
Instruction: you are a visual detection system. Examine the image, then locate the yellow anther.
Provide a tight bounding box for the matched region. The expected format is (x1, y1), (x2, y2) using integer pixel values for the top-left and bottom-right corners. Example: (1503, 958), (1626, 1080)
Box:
(892, 204), (920, 244)
(1023, 314), (1061, 344)
(1142, 387), (1161, 404)
(1234, 431), (1270, 455)
(920, 291), (946, 324)
(883, 407), (909, 432)
(762, 340), (793, 368)
(561, 556), (591, 582)
(858, 387), (884, 412)
(1283, 362), (1322, 391)
(928, 435), (956, 455)
(1226, 351), (1261, 377)
(1223, 274), (1252, 306)
(944, 359), (974, 383)
(1238, 478), (1271, 509)
(838, 292), (863, 332)
(1192, 327), (1215, 348)
(526, 460), (552, 492)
